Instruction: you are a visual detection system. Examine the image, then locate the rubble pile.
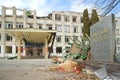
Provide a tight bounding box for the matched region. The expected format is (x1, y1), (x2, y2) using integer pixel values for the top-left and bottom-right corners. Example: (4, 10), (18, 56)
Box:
(50, 59), (100, 80)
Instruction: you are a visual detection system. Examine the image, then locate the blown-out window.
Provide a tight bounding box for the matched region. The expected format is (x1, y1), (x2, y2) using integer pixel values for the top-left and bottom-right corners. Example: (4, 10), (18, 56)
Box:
(55, 14), (61, 21)
(56, 35), (61, 42)
(55, 25), (62, 32)
(73, 26), (78, 33)
(5, 34), (12, 41)
(65, 36), (70, 43)
(5, 22), (13, 29)
(46, 25), (52, 30)
(16, 22), (23, 28)
(56, 47), (62, 54)
(117, 38), (120, 44)
(5, 46), (12, 53)
(64, 15), (69, 22)
(72, 16), (77, 22)
(0, 21), (1, 28)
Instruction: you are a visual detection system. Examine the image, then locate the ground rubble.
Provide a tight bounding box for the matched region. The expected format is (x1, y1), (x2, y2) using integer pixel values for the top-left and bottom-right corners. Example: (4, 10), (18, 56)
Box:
(50, 59), (120, 80)
(0, 59), (120, 80)
(50, 59), (100, 80)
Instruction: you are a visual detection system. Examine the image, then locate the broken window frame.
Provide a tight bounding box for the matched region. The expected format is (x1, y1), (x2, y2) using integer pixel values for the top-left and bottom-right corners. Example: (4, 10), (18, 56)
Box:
(16, 22), (23, 28)
(65, 36), (70, 43)
(56, 35), (61, 42)
(73, 26), (78, 33)
(72, 16), (77, 22)
(56, 47), (62, 54)
(5, 33), (12, 41)
(5, 22), (13, 29)
(55, 14), (61, 21)
(64, 15), (69, 22)
(55, 25), (62, 32)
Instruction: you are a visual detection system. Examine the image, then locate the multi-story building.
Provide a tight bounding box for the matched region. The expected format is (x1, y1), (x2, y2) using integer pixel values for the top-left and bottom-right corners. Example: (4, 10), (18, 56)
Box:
(0, 6), (83, 59)
(0, 6), (120, 59)
(115, 17), (120, 58)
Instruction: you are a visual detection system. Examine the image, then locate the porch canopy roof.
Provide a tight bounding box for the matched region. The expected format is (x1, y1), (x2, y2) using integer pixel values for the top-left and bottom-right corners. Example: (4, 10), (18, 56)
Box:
(5, 28), (56, 45)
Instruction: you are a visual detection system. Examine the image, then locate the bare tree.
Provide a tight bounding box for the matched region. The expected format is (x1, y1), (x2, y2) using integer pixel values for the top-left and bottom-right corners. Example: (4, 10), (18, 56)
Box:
(80, 0), (120, 16)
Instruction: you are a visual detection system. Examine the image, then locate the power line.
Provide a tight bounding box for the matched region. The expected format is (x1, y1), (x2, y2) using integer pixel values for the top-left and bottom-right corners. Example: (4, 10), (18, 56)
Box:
(103, 0), (120, 16)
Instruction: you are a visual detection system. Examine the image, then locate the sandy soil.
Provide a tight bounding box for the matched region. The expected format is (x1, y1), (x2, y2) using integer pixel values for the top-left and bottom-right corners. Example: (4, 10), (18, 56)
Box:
(0, 66), (99, 80)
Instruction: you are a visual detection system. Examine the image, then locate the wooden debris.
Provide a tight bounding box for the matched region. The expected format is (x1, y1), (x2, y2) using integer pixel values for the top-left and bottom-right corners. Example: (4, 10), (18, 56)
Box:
(57, 59), (79, 72)
(52, 56), (64, 64)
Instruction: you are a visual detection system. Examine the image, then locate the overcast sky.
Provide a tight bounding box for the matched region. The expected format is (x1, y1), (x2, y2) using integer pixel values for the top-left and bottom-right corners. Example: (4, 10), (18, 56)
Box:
(0, 0), (120, 17)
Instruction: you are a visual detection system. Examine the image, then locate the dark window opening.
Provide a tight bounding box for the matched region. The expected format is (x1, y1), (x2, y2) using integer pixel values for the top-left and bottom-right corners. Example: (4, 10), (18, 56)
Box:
(65, 36), (70, 43)
(0, 33), (1, 41)
(6, 22), (13, 29)
(56, 35), (61, 42)
(0, 46), (1, 53)
(5, 34), (12, 41)
(5, 46), (12, 53)
(39, 25), (42, 29)
(64, 15), (69, 22)
(0, 22), (1, 28)
(56, 47), (62, 53)
(73, 16), (77, 22)
(48, 27), (52, 30)
(16, 23), (23, 28)
(55, 14), (61, 21)
(28, 15), (34, 18)
(30, 25), (33, 28)
(73, 26), (78, 33)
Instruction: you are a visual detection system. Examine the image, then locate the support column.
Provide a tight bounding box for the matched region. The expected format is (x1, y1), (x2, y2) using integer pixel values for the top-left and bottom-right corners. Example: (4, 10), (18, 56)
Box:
(23, 9), (27, 28)
(53, 47), (56, 54)
(0, 6), (6, 57)
(17, 39), (21, 59)
(1, 45), (5, 57)
(44, 37), (48, 59)
(22, 45), (26, 56)
(13, 6), (16, 28)
(33, 10), (37, 28)
(12, 45), (16, 56)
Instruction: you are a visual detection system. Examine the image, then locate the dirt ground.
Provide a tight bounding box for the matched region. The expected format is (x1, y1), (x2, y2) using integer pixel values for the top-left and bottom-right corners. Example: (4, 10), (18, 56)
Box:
(0, 67), (99, 80)
(0, 59), (120, 80)
(0, 59), (99, 80)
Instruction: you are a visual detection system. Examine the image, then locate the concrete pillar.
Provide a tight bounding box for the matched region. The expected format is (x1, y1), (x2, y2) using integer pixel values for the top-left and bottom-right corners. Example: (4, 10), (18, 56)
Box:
(12, 45), (16, 56)
(44, 37), (48, 59)
(69, 14), (72, 23)
(52, 13), (55, 22)
(33, 10), (37, 28)
(22, 45), (26, 56)
(53, 47), (56, 54)
(17, 39), (21, 59)
(1, 45), (5, 57)
(62, 35), (65, 47)
(1, 6), (5, 35)
(61, 14), (64, 22)
(23, 9), (27, 28)
(1, 6), (6, 57)
(13, 6), (16, 28)
(2, 6), (6, 17)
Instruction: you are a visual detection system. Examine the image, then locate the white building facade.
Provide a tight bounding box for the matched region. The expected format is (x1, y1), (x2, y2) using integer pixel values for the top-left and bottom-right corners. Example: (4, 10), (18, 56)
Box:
(0, 6), (120, 58)
(0, 6), (83, 58)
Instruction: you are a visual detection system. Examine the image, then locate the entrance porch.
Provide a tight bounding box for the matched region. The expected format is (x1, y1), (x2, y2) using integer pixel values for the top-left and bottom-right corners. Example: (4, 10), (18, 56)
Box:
(5, 28), (56, 59)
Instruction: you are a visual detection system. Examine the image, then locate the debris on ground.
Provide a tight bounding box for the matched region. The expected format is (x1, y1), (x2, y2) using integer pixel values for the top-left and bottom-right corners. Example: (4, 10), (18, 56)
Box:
(57, 59), (84, 73)
(52, 56), (64, 64)
(50, 59), (100, 80)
